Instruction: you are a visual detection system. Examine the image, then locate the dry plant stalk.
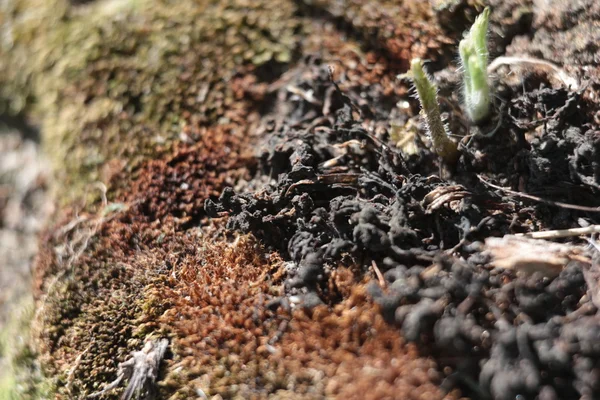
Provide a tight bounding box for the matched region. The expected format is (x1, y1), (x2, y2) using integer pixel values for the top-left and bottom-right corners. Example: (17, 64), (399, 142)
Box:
(88, 338), (169, 400)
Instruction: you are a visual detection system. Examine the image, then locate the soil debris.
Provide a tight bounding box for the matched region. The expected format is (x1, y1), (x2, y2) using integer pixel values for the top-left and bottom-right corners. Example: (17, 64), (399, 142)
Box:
(206, 41), (600, 398)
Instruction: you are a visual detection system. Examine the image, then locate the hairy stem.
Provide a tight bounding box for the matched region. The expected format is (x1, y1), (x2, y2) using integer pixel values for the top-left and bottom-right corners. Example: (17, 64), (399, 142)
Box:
(410, 58), (459, 164)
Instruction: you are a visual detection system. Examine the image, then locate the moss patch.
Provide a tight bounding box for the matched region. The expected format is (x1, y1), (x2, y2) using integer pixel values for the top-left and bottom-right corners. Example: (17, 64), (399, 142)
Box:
(1, 0), (301, 203)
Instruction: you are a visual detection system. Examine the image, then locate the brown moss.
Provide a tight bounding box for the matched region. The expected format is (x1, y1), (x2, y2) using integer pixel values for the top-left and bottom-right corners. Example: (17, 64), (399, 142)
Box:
(154, 237), (457, 399)
(122, 123), (256, 226)
(300, 0), (457, 69)
(31, 118), (260, 397)
(33, 216), (150, 397)
(156, 235), (286, 398)
(277, 288), (461, 400)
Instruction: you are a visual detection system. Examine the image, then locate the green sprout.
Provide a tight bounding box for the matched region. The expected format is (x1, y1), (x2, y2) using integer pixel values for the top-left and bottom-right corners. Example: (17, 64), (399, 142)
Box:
(409, 58), (459, 164)
(459, 7), (491, 124)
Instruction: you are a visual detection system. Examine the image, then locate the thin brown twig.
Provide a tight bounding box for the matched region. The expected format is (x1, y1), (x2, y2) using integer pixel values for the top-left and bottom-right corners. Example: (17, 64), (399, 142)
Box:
(477, 175), (600, 213)
(371, 260), (386, 289)
(515, 225), (600, 239)
(66, 341), (94, 395)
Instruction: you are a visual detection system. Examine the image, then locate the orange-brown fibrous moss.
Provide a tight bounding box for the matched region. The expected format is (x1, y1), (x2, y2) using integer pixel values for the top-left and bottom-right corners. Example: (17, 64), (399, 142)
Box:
(276, 291), (461, 400)
(157, 241), (457, 399)
(123, 124), (256, 225)
(31, 122), (255, 397)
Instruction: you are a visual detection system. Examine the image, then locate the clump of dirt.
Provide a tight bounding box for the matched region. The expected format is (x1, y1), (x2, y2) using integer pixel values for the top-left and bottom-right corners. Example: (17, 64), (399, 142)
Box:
(206, 32), (600, 398)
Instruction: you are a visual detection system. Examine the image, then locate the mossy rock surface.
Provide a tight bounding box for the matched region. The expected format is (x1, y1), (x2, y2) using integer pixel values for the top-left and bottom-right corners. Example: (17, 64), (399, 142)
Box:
(2, 0), (600, 399)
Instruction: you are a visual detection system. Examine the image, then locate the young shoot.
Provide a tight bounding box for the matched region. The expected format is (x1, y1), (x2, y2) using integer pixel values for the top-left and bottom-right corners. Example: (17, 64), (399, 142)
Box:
(459, 7), (491, 124)
(409, 58), (459, 164)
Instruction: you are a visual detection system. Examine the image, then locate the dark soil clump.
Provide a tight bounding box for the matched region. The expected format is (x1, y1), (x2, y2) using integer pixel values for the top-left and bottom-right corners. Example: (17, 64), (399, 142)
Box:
(207, 45), (600, 398)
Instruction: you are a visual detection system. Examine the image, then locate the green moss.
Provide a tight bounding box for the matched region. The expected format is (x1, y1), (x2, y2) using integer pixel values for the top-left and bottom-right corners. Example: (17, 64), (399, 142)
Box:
(1, 0), (301, 204)
(34, 255), (156, 397)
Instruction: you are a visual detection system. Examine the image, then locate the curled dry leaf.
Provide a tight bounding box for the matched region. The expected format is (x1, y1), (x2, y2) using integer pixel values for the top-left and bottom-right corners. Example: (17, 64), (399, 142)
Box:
(422, 184), (471, 214)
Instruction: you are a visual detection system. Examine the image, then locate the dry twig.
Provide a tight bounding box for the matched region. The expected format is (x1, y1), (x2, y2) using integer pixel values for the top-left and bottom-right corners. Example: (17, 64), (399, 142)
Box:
(488, 56), (579, 90)
(371, 260), (386, 289)
(88, 338), (169, 400)
(516, 225), (600, 240)
(478, 175), (600, 213)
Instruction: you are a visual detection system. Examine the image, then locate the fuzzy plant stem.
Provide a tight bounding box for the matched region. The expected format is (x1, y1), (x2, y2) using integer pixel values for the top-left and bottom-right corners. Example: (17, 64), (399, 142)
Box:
(410, 58), (458, 164)
(459, 7), (491, 124)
